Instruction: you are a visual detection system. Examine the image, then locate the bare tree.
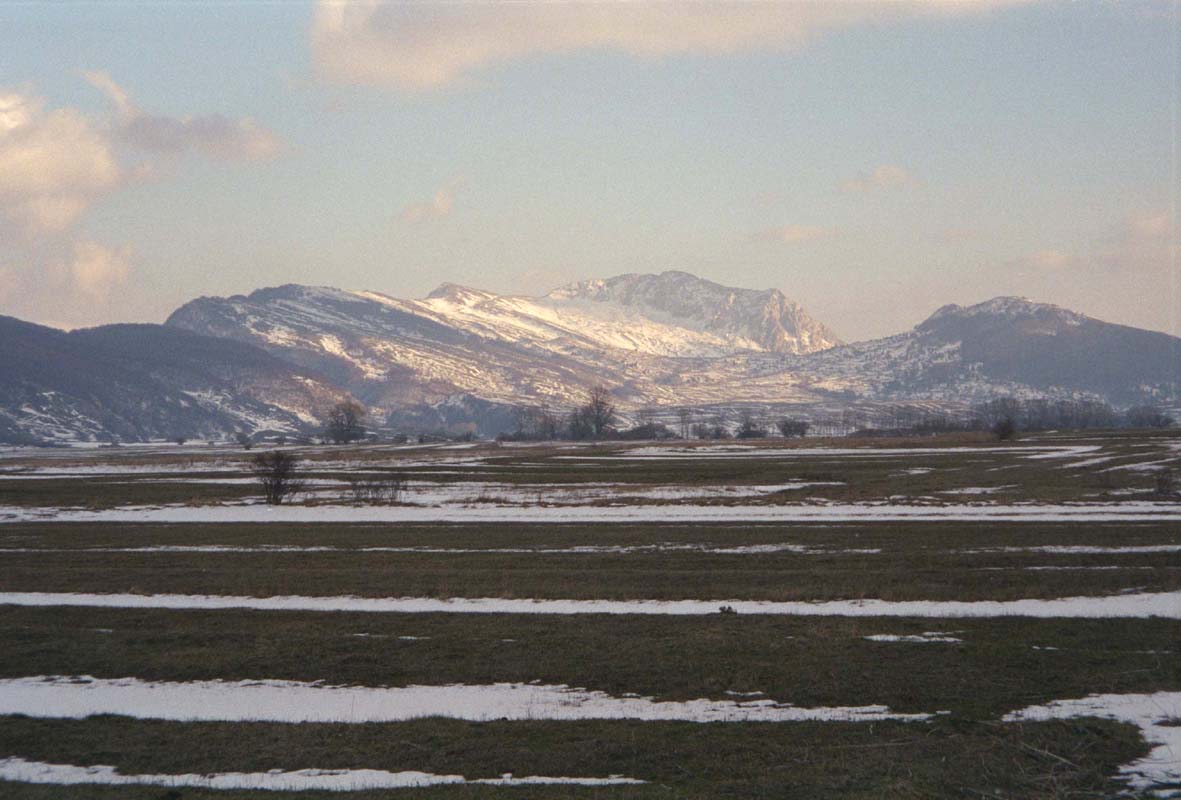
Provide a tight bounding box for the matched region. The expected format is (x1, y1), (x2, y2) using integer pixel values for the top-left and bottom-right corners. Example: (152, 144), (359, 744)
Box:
(514, 405), (560, 440)
(569, 385), (617, 440)
(324, 400), (367, 444)
(584, 385), (616, 438)
(252, 451), (304, 504)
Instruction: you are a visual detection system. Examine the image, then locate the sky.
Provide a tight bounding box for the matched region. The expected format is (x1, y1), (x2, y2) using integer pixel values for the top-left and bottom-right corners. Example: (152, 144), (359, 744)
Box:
(0, 0), (1176, 341)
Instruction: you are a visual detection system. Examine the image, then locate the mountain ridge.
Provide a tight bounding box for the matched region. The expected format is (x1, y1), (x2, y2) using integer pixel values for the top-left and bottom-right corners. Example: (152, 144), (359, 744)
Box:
(166, 273), (1178, 426)
(1, 272), (1174, 443)
(0, 315), (350, 444)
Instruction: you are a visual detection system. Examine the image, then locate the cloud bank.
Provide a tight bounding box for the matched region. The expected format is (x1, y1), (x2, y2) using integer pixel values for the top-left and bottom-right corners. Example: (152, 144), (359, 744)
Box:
(85, 71), (280, 161)
(754, 224), (837, 244)
(0, 92), (122, 234)
(311, 0), (1032, 89)
(841, 164), (920, 193)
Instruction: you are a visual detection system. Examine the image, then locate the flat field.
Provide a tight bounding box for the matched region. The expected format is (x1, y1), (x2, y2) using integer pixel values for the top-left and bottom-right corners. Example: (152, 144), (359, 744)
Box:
(0, 430), (1178, 798)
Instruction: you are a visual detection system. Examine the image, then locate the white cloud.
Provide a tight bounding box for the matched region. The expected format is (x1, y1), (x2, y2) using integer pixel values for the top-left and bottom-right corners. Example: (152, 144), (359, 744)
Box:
(3, 240), (138, 328)
(399, 179), (463, 224)
(1023, 248), (1074, 271)
(311, 1), (1032, 89)
(85, 71), (280, 161)
(0, 75), (281, 238)
(1127, 210), (1170, 241)
(63, 241), (133, 301)
(0, 92), (122, 234)
(1018, 209), (1173, 276)
(841, 164), (920, 193)
(755, 224), (836, 244)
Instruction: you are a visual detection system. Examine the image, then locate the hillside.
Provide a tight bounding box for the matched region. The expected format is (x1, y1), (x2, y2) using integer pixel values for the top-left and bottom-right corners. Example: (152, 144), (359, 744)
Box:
(0, 316), (348, 444)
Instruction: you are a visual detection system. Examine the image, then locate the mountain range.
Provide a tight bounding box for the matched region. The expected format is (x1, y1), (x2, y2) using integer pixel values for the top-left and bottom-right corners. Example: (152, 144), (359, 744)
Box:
(1, 271), (1176, 443)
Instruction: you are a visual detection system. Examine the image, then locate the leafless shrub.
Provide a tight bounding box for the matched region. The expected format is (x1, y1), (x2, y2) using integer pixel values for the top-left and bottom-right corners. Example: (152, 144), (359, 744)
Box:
(252, 451), (304, 505)
(348, 473), (407, 504)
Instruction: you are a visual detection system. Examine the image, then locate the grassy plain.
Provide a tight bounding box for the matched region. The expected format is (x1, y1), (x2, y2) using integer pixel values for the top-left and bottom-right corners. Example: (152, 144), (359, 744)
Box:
(0, 430), (1177, 797)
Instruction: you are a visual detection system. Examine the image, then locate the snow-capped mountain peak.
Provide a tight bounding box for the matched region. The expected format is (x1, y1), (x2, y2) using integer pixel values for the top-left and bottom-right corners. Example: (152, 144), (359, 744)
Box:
(922, 296), (1087, 328)
(158, 276), (1179, 437)
(543, 270), (841, 354)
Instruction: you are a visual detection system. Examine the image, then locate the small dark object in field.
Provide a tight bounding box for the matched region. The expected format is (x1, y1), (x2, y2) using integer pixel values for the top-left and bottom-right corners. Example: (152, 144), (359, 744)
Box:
(252, 451), (304, 505)
(718, 605), (737, 615)
(1154, 468), (1177, 499)
(777, 417), (810, 438)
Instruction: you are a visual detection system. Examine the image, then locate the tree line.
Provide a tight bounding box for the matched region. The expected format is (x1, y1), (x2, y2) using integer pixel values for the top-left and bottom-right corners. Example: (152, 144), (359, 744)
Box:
(229, 391), (1173, 451)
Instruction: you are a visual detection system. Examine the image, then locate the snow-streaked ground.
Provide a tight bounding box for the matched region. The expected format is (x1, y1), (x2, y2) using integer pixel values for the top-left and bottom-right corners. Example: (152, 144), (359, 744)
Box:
(4, 501), (1177, 524)
(0, 542), (881, 556)
(585, 443), (1105, 460)
(967, 545), (1181, 555)
(0, 758), (645, 791)
(1004, 692), (1181, 796)
(0, 676), (937, 724)
(3, 591), (1178, 618)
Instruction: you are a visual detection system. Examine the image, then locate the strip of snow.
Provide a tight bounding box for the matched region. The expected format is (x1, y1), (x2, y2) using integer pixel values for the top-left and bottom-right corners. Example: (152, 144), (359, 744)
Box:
(2, 591), (1178, 618)
(939, 486), (1015, 495)
(864, 632), (963, 643)
(968, 545), (1181, 555)
(616, 445), (1100, 459)
(3, 502), (1179, 524)
(1003, 692), (1181, 796)
(0, 542), (879, 556)
(1103, 459), (1179, 473)
(0, 758), (644, 791)
(0, 676), (936, 724)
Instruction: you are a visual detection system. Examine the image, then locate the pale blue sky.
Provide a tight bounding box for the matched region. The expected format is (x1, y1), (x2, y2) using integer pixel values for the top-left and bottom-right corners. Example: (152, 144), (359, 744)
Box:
(0, 0), (1175, 340)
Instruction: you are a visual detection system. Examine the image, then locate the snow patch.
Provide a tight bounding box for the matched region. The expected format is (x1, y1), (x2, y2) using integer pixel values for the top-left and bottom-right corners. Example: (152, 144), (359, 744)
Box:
(3, 591), (1178, 619)
(0, 676), (936, 724)
(1004, 692), (1181, 796)
(0, 757), (643, 790)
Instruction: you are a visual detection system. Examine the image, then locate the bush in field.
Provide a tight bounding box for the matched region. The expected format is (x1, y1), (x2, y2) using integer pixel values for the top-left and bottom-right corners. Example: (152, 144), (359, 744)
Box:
(348, 473), (408, 504)
(252, 451), (304, 504)
(1126, 406), (1175, 429)
(777, 417), (810, 438)
(618, 421), (677, 440)
(235, 431), (254, 450)
(736, 411), (767, 440)
(692, 422), (731, 440)
(993, 417), (1018, 441)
